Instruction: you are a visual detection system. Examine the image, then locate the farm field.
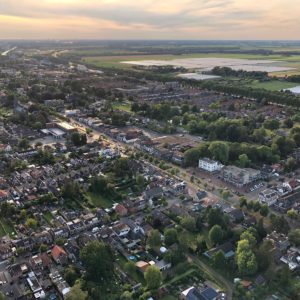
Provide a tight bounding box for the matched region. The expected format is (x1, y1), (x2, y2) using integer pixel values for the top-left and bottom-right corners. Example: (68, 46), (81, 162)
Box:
(246, 80), (298, 91)
(82, 52), (300, 75)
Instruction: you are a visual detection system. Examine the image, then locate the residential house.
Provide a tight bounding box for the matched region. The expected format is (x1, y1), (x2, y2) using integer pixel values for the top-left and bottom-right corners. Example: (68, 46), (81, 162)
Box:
(204, 242), (235, 260)
(227, 208), (245, 223)
(144, 187), (164, 201)
(180, 286), (218, 300)
(115, 204), (128, 217)
(51, 245), (68, 265)
(113, 223), (130, 237)
(265, 232), (290, 252)
(49, 271), (70, 299)
(280, 247), (300, 271)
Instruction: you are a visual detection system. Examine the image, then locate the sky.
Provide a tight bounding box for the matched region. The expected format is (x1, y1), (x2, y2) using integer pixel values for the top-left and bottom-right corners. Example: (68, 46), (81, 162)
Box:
(0, 0), (299, 40)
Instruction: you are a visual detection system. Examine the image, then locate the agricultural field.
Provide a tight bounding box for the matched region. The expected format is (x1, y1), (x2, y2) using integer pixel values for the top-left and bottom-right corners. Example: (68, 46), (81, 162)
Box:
(81, 52), (300, 76)
(246, 80), (298, 91)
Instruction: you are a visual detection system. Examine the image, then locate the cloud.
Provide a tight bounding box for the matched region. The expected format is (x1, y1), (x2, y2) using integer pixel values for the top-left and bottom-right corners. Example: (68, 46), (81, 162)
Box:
(0, 0), (299, 39)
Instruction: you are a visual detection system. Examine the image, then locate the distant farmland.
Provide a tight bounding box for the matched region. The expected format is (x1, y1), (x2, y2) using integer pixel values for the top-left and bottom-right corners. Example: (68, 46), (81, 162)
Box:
(81, 52), (300, 76)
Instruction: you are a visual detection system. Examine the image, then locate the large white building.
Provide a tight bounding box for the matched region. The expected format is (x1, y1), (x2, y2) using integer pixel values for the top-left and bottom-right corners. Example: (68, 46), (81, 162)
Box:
(198, 158), (223, 172)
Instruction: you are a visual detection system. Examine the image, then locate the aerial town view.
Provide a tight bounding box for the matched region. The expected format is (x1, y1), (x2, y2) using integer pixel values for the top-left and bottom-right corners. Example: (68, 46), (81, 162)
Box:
(0, 1), (300, 300)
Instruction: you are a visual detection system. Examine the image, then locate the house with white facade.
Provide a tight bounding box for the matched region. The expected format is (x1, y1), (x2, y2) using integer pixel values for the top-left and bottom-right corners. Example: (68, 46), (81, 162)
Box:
(198, 158), (223, 172)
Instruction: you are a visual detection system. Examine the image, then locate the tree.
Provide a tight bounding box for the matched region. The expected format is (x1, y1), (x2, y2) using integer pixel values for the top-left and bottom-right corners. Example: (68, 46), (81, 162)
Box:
(287, 209), (298, 219)
(285, 157), (296, 172)
(39, 244), (48, 253)
(221, 190), (230, 200)
(263, 119), (279, 130)
(64, 266), (80, 286)
(71, 132), (87, 146)
(284, 118), (294, 128)
(124, 261), (136, 275)
(253, 201), (261, 212)
(164, 249), (185, 265)
(184, 148), (201, 167)
(239, 196), (247, 208)
(25, 218), (38, 229)
(256, 240), (273, 272)
(212, 250), (226, 269)
(256, 218), (267, 240)
(236, 239), (257, 275)
(147, 230), (161, 249)
(180, 216), (196, 232)
(120, 291), (133, 300)
(144, 266), (162, 290)
(18, 138), (29, 150)
(62, 181), (82, 201)
(209, 225), (223, 246)
(113, 157), (132, 177)
(164, 228), (178, 246)
(207, 208), (226, 228)
(66, 282), (88, 300)
(208, 141), (229, 163)
(136, 174), (145, 189)
(89, 176), (108, 194)
(80, 241), (114, 283)
(288, 229), (300, 246)
(238, 154), (251, 168)
(277, 265), (291, 286)
(259, 204), (269, 217)
(270, 215), (290, 234)
(0, 292), (4, 300)
(240, 228), (257, 248)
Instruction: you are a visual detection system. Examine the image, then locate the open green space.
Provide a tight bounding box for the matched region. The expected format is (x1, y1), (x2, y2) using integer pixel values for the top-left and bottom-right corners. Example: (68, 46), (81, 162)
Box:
(245, 80), (298, 91)
(116, 254), (145, 285)
(0, 218), (17, 238)
(86, 191), (115, 208)
(0, 224), (6, 237)
(112, 102), (132, 112)
(43, 211), (54, 223)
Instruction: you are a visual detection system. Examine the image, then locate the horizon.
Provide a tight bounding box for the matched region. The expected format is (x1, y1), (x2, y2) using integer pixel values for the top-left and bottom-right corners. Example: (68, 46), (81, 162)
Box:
(1, 0), (299, 40)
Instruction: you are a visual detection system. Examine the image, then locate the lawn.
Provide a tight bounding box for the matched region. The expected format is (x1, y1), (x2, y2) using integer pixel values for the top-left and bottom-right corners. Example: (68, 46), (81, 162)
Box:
(0, 224), (6, 237)
(112, 102), (132, 112)
(86, 191), (116, 208)
(0, 218), (17, 238)
(116, 254), (145, 285)
(43, 211), (54, 223)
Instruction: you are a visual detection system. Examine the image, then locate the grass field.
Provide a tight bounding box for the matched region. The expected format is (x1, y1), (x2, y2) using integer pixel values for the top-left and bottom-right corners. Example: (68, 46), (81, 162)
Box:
(0, 218), (16, 238)
(112, 102), (132, 112)
(246, 80), (298, 91)
(86, 191), (115, 208)
(43, 211), (54, 223)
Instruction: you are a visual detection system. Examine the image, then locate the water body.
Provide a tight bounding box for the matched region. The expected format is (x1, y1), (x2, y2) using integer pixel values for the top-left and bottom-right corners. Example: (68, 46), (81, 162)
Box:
(177, 73), (221, 80)
(1, 47), (17, 56)
(122, 57), (295, 73)
(285, 86), (300, 94)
